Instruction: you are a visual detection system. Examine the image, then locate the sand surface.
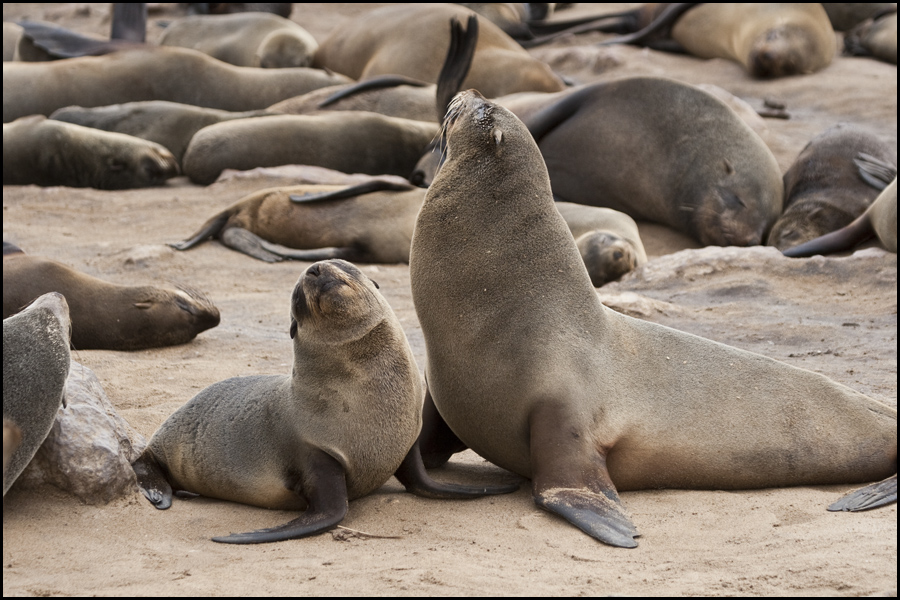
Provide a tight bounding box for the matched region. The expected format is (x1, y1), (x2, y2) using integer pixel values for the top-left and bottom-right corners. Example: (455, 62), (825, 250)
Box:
(2, 3), (897, 596)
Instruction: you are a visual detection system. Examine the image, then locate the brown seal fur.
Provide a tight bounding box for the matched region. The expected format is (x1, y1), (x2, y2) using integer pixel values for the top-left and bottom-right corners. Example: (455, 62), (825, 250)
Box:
(132, 259), (516, 543)
(312, 3), (565, 98)
(767, 124), (897, 250)
(2, 46), (350, 123)
(845, 11), (898, 64)
(494, 77), (783, 246)
(3, 292), (71, 496)
(159, 12), (318, 68)
(409, 90), (896, 548)
(3, 115), (179, 189)
(182, 112), (440, 185)
(2, 244), (220, 351)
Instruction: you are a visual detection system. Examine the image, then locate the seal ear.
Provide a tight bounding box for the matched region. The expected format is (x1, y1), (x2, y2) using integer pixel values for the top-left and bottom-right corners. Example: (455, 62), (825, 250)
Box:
(290, 318), (298, 339)
(369, 278), (380, 289)
(492, 128), (503, 146)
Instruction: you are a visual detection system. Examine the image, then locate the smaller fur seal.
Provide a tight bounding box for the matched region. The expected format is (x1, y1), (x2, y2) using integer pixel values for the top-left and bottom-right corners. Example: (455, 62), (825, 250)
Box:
(3, 292), (71, 496)
(767, 124), (897, 250)
(844, 11), (898, 64)
(132, 259), (517, 544)
(3, 243), (220, 351)
(159, 12), (318, 68)
(3, 115), (178, 189)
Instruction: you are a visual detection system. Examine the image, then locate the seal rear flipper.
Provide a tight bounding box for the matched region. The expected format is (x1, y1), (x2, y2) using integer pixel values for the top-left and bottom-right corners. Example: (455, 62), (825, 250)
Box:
(418, 385), (469, 469)
(221, 227), (357, 263)
(827, 474), (897, 512)
(854, 153), (898, 190)
(597, 3), (700, 48)
(212, 450), (349, 544)
(781, 213), (875, 258)
(131, 451), (173, 510)
(318, 75), (430, 108)
(288, 180), (414, 203)
(394, 439), (520, 499)
(169, 211), (232, 251)
(529, 402), (639, 548)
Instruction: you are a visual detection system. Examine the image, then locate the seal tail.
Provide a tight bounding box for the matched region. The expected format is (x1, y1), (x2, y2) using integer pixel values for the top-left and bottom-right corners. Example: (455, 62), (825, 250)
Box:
(781, 211), (875, 257)
(168, 210), (232, 251)
(828, 474), (897, 512)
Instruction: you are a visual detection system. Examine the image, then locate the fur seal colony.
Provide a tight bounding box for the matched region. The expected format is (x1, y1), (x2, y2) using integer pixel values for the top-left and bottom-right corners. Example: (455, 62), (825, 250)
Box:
(409, 90), (896, 548)
(132, 260), (516, 543)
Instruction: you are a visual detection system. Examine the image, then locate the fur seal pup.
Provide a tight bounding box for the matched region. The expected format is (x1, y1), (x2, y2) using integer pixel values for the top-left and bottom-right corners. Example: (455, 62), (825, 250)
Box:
(845, 11), (898, 64)
(783, 177), (898, 256)
(182, 112), (440, 185)
(3, 292), (71, 496)
(312, 3), (565, 98)
(497, 77), (783, 246)
(2, 46), (350, 123)
(3, 115), (179, 189)
(50, 101), (273, 165)
(132, 259), (516, 544)
(3, 243), (220, 351)
(409, 90), (896, 548)
(767, 124), (897, 250)
(159, 12), (318, 68)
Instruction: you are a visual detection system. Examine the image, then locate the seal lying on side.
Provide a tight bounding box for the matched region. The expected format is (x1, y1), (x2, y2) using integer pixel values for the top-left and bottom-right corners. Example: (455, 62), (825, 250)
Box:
(3, 115), (178, 189)
(845, 11), (898, 64)
(767, 124), (897, 250)
(3, 243), (220, 351)
(494, 77), (783, 246)
(132, 259), (516, 544)
(2, 46), (350, 123)
(159, 12), (318, 68)
(312, 3), (565, 98)
(182, 113), (439, 185)
(3, 292), (71, 496)
(170, 181), (647, 285)
(783, 177), (898, 256)
(50, 101), (274, 166)
(410, 91), (896, 548)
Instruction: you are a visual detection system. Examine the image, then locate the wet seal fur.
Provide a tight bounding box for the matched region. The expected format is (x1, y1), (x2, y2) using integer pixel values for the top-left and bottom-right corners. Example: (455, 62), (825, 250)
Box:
(3, 243), (220, 351)
(3, 292), (71, 495)
(3, 115), (178, 189)
(409, 90), (897, 548)
(132, 259), (516, 544)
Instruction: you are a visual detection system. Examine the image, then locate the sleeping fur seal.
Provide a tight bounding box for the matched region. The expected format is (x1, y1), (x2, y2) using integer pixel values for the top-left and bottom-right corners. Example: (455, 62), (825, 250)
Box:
(844, 11), (898, 64)
(767, 124), (897, 250)
(312, 3), (565, 98)
(3, 115), (178, 189)
(491, 77), (783, 246)
(409, 90), (896, 548)
(3, 292), (71, 495)
(159, 12), (318, 68)
(3, 243), (220, 351)
(2, 46), (350, 123)
(132, 259), (516, 544)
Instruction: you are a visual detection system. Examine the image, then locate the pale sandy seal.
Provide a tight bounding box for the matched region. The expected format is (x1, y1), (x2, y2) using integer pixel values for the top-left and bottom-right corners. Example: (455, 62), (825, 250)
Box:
(182, 112), (440, 185)
(3, 243), (220, 351)
(767, 124), (897, 250)
(2, 46), (350, 123)
(3, 115), (179, 189)
(132, 259), (516, 543)
(312, 3), (565, 98)
(492, 77), (783, 246)
(3, 292), (71, 496)
(409, 90), (896, 548)
(159, 12), (318, 68)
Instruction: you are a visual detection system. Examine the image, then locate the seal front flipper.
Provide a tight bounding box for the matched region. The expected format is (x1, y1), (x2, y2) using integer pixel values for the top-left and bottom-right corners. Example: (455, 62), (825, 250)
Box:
(132, 451), (173, 510)
(854, 153), (898, 190)
(212, 450), (349, 544)
(828, 474), (897, 512)
(394, 439), (520, 499)
(529, 402), (639, 548)
(418, 385), (468, 469)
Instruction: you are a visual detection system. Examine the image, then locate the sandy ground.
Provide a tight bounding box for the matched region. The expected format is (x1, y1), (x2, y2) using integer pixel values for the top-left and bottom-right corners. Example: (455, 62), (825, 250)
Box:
(3, 3), (897, 596)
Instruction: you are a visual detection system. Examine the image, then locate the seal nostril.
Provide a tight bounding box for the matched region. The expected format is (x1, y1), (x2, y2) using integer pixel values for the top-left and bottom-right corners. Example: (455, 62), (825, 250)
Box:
(308, 264), (320, 277)
(613, 251), (623, 260)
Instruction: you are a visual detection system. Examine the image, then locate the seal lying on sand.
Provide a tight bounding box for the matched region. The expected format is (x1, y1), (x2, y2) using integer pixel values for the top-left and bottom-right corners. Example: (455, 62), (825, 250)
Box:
(132, 260), (516, 544)
(3, 243), (220, 351)
(3, 292), (71, 496)
(409, 90), (896, 548)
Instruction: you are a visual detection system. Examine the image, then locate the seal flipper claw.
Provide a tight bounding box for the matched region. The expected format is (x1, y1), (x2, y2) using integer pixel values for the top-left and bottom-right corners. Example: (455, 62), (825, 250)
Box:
(212, 449), (349, 544)
(828, 474), (897, 512)
(132, 452), (173, 510)
(534, 488), (639, 548)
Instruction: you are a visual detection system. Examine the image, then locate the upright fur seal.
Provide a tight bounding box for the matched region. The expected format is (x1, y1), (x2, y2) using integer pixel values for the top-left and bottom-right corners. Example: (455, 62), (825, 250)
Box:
(409, 91), (896, 548)
(133, 260), (516, 544)
(3, 115), (178, 189)
(312, 3), (565, 98)
(2, 46), (350, 122)
(3, 243), (220, 351)
(159, 12), (318, 68)
(767, 124), (897, 250)
(494, 78), (783, 246)
(3, 292), (71, 496)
